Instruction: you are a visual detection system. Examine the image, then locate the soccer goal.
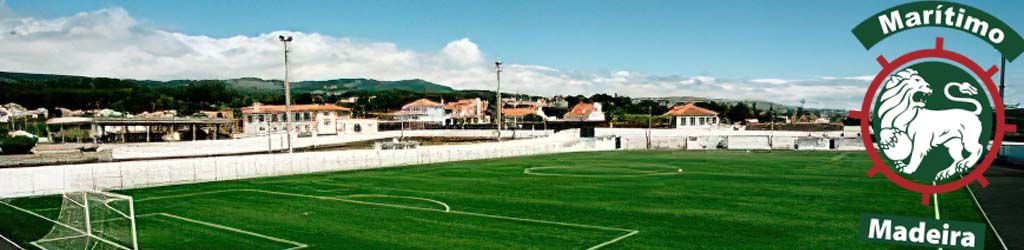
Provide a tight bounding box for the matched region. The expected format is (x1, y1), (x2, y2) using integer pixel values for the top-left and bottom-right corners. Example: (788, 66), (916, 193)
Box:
(31, 191), (139, 250)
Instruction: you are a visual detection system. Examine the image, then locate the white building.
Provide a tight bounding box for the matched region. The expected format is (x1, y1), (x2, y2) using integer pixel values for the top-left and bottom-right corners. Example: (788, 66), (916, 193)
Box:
(241, 103), (352, 136)
(444, 98), (490, 125)
(337, 119), (379, 134)
(666, 103), (720, 128)
(396, 98), (446, 124)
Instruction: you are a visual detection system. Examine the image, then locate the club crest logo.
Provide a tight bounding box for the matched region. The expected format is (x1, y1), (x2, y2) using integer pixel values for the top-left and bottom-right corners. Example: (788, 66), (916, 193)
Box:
(874, 62), (990, 182)
(849, 38), (1012, 205)
(850, 1), (1024, 205)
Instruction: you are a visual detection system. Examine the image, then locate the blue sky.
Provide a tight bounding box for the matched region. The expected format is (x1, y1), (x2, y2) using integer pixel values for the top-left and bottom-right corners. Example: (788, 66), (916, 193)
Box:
(1, 0), (1023, 108)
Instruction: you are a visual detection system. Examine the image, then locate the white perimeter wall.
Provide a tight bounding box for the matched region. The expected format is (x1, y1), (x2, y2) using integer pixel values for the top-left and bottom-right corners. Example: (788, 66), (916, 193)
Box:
(599, 128), (863, 151)
(0, 130), (614, 198)
(107, 129), (552, 160)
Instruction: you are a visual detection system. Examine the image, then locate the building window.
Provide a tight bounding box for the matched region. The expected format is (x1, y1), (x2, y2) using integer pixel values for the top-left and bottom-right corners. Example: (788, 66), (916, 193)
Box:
(247, 115), (253, 123)
(339, 123), (346, 131)
(323, 112), (329, 116)
(258, 115), (265, 122)
(272, 114), (278, 122)
(259, 127), (265, 131)
(354, 124), (362, 132)
(303, 112), (311, 121)
(324, 120), (330, 125)
(689, 117), (695, 126)
(699, 117), (706, 125)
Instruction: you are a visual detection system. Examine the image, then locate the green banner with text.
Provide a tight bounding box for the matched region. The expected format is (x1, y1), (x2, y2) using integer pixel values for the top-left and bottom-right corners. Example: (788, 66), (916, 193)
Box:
(851, 1), (1024, 61)
(858, 214), (986, 250)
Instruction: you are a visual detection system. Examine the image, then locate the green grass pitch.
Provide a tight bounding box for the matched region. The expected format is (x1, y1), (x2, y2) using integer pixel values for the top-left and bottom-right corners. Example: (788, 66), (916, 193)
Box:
(0, 151), (997, 249)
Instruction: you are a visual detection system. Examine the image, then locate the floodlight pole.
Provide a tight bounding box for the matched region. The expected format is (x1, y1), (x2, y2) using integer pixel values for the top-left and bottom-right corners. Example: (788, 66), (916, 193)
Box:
(495, 61), (503, 141)
(280, 35), (294, 153)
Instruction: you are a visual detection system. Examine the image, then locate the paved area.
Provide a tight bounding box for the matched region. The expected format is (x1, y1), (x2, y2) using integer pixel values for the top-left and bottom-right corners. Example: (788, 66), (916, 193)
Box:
(972, 165), (1024, 250)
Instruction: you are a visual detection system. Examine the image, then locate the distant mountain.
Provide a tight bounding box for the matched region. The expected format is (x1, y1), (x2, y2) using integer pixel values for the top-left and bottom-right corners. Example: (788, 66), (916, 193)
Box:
(0, 72), (455, 94)
(292, 78), (454, 93)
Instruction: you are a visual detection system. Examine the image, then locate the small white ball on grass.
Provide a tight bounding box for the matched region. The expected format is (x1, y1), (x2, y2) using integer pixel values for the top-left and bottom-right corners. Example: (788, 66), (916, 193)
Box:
(677, 168), (683, 173)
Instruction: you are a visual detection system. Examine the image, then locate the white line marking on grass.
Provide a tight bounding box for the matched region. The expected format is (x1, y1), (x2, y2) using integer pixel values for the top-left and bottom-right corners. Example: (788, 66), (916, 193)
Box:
(31, 235), (87, 243)
(682, 171), (880, 181)
(138, 189), (639, 249)
(346, 194), (451, 212)
(0, 232), (27, 250)
(143, 213), (308, 250)
(585, 230), (639, 250)
(135, 190), (243, 202)
(966, 184), (1009, 250)
(524, 166), (682, 178)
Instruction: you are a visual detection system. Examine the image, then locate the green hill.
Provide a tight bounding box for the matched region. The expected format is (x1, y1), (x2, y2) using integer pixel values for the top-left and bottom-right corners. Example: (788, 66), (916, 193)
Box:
(0, 71), (455, 114)
(0, 72), (454, 94)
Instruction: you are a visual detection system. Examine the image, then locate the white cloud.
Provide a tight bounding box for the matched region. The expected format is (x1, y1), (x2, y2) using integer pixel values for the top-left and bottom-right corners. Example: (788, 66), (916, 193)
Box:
(0, 4), (872, 109)
(750, 78), (788, 85)
(821, 75), (874, 81)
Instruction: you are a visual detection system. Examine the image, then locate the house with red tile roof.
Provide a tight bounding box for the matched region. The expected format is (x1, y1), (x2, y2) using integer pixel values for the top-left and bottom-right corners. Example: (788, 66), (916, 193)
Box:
(664, 103), (719, 128)
(443, 98), (489, 125)
(241, 103), (355, 136)
(563, 102), (605, 121)
(395, 98), (446, 125)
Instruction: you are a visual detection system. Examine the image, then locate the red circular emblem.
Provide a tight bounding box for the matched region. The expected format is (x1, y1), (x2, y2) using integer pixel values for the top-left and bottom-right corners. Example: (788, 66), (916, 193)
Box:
(850, 37), (1015, 205)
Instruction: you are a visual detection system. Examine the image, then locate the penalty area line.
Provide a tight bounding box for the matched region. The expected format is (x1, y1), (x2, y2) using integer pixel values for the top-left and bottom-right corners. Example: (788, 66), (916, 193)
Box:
(139, 189), (640, 249)
(141, 213), (308, 250)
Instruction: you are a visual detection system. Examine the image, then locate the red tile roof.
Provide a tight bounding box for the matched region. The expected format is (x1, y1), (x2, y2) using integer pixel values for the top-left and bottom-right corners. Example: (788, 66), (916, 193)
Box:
(564, 102), (596, 119)
(402, 98), (443, 109)
(664, 103), (718, 116)
(443, 99), (485, 110)
(502, 108), (536, 117)
(242, 104), (350, 114)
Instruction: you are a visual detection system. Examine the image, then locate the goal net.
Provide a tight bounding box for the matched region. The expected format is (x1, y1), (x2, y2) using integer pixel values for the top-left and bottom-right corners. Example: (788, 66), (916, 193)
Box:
(31, 191), (138, 250)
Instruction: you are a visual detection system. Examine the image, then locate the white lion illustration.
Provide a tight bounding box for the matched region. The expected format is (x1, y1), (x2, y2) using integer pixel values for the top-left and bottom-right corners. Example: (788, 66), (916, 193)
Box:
(876, 68), (984, 181)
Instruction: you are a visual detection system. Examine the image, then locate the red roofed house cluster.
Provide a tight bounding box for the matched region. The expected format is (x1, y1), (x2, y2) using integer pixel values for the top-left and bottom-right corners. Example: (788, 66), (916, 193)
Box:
(443, 98), (490, 126)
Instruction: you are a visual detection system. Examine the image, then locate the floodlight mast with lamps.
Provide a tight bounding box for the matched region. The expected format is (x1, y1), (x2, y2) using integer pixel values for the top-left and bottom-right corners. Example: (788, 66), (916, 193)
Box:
(495, 61), (503, 141)
(279, 35), (294, 153)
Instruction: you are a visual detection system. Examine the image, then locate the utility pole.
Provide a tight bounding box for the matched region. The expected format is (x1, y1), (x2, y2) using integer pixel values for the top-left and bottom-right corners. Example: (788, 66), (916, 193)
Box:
(495, 61), (503, 141)
(1000, 57), (1006, 101)
(646, 106), (652, 149)
(279, 35), (294, 153)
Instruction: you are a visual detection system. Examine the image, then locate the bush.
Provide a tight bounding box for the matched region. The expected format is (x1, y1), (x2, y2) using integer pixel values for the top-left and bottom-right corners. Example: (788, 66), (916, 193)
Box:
(0, 136), (38, 155)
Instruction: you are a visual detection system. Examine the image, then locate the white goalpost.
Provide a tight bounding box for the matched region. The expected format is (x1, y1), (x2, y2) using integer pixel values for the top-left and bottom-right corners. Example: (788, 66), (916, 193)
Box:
(29, 191), (139, 250)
